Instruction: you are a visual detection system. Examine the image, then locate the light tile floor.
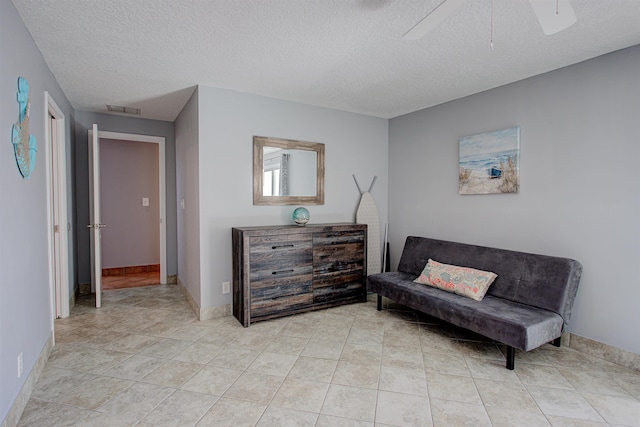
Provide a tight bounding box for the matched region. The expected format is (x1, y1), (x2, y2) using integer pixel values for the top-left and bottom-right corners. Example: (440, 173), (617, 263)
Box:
(18, 284), (640, 427)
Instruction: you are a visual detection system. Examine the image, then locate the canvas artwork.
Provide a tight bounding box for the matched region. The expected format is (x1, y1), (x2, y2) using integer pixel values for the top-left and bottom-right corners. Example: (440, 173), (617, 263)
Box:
(459, 127), (520, 195)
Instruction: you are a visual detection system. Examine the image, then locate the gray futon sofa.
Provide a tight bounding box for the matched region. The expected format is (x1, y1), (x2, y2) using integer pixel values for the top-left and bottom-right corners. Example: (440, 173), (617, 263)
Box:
(367, 236), (582, 369)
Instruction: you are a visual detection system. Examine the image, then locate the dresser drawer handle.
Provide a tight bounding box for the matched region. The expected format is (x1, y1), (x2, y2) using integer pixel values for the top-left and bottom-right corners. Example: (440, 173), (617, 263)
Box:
(272, 269), (295, 275)
(272, 244), (295, 249)
(271, 293), (297, 300)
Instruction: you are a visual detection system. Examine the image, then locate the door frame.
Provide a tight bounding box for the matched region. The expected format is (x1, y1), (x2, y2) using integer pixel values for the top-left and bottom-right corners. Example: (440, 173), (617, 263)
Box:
(44, 92), (69, 320)
(87, 130), (168, 285)
(89, 125), (102, 306)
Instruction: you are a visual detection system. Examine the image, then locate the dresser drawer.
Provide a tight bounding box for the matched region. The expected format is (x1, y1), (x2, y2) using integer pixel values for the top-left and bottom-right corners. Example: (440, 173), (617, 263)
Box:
(249, 234), (312, 254)
(314, 282), (365, 304)
(251, 291), (314, 319)
(313, 270), (363, 288)
(313, 244), (365, 277)
(249, 235), (312, 274)
(313, 230), (364, 246)
(250, 266), (313, 290)
(313, 230), (365, 278)
(250, 252), (312, 274)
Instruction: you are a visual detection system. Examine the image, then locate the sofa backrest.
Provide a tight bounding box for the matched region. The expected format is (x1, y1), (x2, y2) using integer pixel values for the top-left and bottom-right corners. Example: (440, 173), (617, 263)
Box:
(397, 236), (583, 324)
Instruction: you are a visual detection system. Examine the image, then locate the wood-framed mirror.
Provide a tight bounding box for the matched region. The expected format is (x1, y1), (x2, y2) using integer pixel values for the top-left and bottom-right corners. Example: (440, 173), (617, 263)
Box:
(253, 136), (325, 205)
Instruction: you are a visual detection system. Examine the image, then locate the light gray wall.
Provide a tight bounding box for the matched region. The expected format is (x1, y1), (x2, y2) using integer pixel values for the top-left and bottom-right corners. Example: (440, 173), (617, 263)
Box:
(175, 89), (201, 304)
(100, 139), (160, 268)
(74, 111), (177, 284)
(0, 1), (75, 423)
(388, 46), (640, 354)
(195, 86), (388, 309)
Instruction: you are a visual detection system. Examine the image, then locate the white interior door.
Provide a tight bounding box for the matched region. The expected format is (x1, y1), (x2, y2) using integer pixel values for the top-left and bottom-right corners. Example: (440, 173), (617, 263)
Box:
(50, 114), (62, 316)
(45, 91), (70, 320)
(88, 124), (104, 307)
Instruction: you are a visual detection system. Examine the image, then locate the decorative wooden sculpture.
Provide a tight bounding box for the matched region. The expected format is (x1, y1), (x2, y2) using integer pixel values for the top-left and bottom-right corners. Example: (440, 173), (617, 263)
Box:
(353, 175), (381, 275)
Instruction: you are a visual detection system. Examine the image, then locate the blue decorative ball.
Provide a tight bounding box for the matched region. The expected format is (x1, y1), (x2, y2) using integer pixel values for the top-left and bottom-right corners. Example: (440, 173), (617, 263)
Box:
(292, 207), (310, 226)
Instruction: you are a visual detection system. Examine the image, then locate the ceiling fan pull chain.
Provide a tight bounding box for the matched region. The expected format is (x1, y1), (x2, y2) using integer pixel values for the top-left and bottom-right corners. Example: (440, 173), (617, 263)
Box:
(490, 0), (494, 51)
(557, 0), (560, 15)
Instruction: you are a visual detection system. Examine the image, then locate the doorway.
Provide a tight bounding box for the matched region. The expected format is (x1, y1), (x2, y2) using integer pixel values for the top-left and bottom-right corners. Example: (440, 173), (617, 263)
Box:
(101, 138), (160, 290)
(87, 129), (167, 304)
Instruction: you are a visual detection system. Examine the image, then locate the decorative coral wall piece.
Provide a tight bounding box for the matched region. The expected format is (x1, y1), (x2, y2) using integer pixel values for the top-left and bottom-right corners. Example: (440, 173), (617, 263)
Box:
(11, 77), (37, 178)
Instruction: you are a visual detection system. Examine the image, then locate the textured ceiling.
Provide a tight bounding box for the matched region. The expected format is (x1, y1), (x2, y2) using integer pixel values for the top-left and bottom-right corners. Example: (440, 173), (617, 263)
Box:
(12, 0), (640, 121)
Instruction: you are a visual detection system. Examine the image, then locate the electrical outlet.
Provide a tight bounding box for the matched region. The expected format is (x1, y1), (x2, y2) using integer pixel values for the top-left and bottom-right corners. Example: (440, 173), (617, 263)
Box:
(222, 281), (230, 294)
(17, 352), (23, 378)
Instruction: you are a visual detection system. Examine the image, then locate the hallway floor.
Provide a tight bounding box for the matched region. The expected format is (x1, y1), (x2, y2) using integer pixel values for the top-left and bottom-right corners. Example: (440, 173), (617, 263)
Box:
(17, 285), (640, 426)
(102, 271), (160, 291)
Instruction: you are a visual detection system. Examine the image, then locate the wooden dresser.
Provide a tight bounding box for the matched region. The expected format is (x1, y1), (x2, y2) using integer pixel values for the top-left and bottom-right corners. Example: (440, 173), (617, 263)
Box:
(232, 223), (367, 326)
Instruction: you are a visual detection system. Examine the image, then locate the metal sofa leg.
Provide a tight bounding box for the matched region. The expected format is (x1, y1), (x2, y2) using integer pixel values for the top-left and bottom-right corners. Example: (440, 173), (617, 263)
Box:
(506, 346), (515, 370)
(552, 336), (562, 347)
(377, 295), (382, 311)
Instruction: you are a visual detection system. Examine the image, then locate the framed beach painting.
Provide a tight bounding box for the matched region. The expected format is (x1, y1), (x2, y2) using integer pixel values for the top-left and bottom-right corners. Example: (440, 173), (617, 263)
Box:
(459, 127), (520, 195)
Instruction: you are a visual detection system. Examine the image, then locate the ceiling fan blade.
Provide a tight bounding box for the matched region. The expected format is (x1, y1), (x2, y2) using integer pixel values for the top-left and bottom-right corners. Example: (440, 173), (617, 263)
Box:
(529, 0), (577, 35)
(403, 0), (466, 40)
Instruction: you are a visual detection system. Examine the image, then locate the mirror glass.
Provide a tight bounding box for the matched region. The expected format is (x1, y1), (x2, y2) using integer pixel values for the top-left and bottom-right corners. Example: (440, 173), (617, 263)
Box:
(262, 147), (317, 197)
(254, 136), (325, 205)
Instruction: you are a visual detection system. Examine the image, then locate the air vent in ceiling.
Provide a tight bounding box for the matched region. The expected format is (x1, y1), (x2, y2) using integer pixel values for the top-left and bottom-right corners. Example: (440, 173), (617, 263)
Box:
(107, 104), (141, 115)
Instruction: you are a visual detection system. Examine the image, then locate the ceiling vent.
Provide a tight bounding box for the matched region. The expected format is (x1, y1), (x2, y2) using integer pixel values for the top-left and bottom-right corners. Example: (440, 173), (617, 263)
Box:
(107, 104), (141, 115)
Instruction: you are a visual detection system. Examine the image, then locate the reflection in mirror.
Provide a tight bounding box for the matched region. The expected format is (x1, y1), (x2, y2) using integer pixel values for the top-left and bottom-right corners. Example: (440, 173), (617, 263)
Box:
(254, 136), (324, 205)
(262, 147), (317, 197)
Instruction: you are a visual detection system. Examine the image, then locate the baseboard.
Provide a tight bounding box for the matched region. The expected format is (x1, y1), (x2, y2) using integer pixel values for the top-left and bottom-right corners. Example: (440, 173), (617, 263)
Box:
(79, 282), (90, 296)
(69, 289), (78, 312)
(569, 333), (640, 371)
(177, 277), (199, 318)
(177, 278), (230, 321)
(1, 332), (54, 427)
(69, 286), (77, 310)
(200, 304), (231, 321)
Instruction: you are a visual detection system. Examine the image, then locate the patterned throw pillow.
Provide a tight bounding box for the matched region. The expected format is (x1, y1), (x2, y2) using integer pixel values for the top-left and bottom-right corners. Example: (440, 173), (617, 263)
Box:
(414, 259), (497, 301)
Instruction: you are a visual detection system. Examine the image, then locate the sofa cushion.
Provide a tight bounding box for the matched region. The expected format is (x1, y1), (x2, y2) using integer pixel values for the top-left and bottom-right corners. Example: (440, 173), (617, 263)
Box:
(414, 259), (497, 301)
